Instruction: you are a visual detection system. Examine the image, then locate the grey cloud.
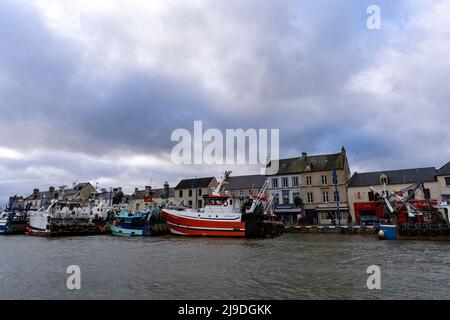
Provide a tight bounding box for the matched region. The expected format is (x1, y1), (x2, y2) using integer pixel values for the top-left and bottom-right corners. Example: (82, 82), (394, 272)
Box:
(0, 0), (449, 203)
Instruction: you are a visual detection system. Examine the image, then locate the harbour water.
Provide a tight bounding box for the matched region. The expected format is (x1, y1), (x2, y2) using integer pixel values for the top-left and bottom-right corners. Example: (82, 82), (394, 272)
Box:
(1, 233), (450, 300)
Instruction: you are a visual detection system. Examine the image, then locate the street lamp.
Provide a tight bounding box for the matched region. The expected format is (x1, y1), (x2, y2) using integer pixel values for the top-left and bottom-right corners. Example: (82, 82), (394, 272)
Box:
(333, 168), (340, 227)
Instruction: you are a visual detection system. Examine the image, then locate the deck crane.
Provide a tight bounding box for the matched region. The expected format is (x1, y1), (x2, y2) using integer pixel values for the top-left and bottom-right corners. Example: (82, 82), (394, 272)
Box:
(247, 179), (270, 214)
(263, 193), (278, 216)
(370, 182), (443, 224)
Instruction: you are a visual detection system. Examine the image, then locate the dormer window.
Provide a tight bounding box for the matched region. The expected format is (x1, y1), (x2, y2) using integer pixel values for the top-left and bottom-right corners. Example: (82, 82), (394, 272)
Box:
(305, 163), (312, 172)
(380, 174), (389, 185)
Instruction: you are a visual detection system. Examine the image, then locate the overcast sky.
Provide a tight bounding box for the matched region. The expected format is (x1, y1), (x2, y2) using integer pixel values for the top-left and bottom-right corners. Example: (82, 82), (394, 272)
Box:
(0, 0), (449, 204)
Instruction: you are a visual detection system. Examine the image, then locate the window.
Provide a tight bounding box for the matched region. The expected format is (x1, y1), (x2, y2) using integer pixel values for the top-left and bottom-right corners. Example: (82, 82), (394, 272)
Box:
(334, 191), (340, 202)
(272, 178), (279, 188)
(445, 177), (450, 186)
(423, 188), (431, 199)
(198, 189), (202, 196)
(321, 175), (328, 186)
(198, 200), (202, 208)
(188, 200), (193, 207)
(188, 189), (193, 197)
(380, 174), (389, 185)
(283, 193), (290, 204)
(293, 193), (301, 207)
(368, 191), (375, 201)
(306, 176), (312, 186)
(292, 177), (299, 187)
(282, 177), (289, 188)
(408, 189), (416, 200)
(307, 192), (313, 203)
(248, 190), (252, 196)
(205, 197), (226, 205)
(239, 190), (244, 197)
(136, 203), (140, 211)
(179, 190), (183, 197)
(323, 192), (329, 203)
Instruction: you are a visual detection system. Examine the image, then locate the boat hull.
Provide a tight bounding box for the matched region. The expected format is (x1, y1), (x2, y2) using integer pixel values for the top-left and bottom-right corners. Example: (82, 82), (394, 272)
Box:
(27, 225), (108, 236)
(107, 222), (145, 236)
(163, 209), (246, 237)
(0, 221), (28, 235)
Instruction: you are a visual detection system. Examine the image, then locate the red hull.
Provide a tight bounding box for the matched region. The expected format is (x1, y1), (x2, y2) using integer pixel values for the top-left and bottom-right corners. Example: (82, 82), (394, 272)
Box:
(163, 210), (245, 237)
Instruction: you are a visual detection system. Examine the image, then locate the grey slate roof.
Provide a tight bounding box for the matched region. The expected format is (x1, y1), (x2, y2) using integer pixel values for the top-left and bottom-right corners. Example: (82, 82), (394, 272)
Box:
(24, 190), (59, 200)
(224, 175), (267, 190)
(175, 177), (217, 190)
(74, 182), (90, 190)
(131, 190), (148, 200)
(437, 162), (450, 176)
(153, 188), (175, 199)
(267, 152), (346, 175)
(132, 187), (175, 199)
(347, 167), (437, 188)
(96, 191), (122, 200)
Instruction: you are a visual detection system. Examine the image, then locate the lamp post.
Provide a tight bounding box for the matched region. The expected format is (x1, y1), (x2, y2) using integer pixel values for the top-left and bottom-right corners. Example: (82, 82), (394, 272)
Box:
(333, 168), (340, 227)
(192, 177), (198, 210)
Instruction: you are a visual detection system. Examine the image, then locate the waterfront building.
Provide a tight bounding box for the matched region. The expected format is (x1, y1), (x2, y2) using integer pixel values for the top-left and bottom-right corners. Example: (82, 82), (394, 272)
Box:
(93, 187), (125, 207)
(222, 174), (267, 208)
(174, 177), (218, 209)
(59, 182), (96, 204)
(130, 186), (153, 212)
(23, 182), (95, 209)
(437, 162), (450, 204)
(347, 167), (441, 223)
(151, 182), (175, 206)
(266, 147), (351, 225)
(24, 186), (59, 209)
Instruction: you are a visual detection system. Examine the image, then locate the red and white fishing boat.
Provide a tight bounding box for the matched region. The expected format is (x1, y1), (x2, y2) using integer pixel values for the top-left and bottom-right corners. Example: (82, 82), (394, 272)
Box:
(163, 172), (281, 237)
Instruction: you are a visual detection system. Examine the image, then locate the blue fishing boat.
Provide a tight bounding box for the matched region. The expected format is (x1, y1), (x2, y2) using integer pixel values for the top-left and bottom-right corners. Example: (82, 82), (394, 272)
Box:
(0, 196), (29, 235)
(107, 206), (168, 236)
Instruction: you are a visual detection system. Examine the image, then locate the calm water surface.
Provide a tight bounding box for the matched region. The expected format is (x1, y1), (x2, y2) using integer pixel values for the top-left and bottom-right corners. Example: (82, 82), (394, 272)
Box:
(1, 233), (449, 299)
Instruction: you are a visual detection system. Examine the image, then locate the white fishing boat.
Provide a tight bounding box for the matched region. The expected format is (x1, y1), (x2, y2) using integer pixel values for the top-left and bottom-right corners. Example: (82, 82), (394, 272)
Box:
(28, 201), (112, 236)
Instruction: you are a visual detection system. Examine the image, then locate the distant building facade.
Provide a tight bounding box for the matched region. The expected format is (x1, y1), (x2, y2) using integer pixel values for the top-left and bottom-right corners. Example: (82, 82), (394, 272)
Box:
(174, 177), (218, 209)
(60, 182), (96, 204)
(347, 167), (441, 223)
(222, 174), (267, 208)
(93, 187), (125, 207)
(151, 182), (175, 206)
(130, 186), (153, 212)
(24, 186), (59, 209)
(437, 162), (450, 204)
(24, 182), (95, 209)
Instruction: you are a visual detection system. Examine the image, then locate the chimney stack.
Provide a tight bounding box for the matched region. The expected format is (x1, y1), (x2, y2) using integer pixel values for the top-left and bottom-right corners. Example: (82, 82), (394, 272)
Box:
(33, 188), (39, 195)
(301, 152), (307, 158)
